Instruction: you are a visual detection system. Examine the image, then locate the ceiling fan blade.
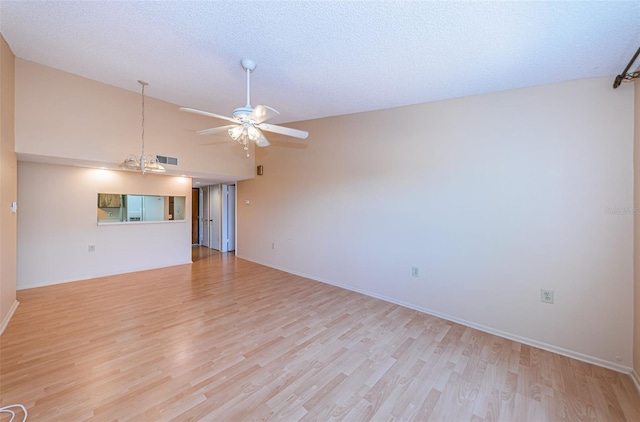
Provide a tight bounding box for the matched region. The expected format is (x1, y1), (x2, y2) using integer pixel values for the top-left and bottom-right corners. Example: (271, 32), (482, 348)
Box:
(258, 123), (309, 139)
(179, 107), (237, 123)
(197, 125), (238, 135)
(250, 105), (280, 124)
(255, 130), (270, 147)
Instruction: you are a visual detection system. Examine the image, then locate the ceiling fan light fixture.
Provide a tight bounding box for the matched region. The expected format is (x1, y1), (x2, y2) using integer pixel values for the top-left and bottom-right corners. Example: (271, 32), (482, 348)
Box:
(228, 125), (244, 140)
(247, 126), (261, 141)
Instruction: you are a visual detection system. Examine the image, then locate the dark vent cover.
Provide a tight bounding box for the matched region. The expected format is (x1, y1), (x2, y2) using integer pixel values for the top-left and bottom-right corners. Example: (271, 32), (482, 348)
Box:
(156, 155), (178, 166)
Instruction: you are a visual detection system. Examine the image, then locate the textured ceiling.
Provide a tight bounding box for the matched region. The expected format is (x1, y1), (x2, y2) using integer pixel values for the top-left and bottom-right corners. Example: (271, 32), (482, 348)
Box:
(1, 1), (639, 125)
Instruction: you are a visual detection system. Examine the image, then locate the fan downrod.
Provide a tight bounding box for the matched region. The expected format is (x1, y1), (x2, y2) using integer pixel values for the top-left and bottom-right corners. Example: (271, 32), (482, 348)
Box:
(234, 58), (257, 117)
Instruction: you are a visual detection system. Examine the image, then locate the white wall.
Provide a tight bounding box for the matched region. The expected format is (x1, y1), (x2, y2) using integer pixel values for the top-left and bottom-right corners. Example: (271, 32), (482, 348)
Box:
(237, 77), (635, 371)
(0, 34), (17, 331)
(17, 162), (192, 289)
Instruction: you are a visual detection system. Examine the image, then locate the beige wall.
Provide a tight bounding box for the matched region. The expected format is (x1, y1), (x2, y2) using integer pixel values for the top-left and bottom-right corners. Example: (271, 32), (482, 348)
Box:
(0, 34), (17, 333)
(634, 81), (640, 378)
(13, 58), (255, 292)
(17, 162), (192, 289)
(15, 59), (255, 182)
(238, 77), (635, 371)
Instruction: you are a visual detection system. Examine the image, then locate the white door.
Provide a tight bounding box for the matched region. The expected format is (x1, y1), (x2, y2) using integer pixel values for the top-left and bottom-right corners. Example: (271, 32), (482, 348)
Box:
(202, 187), (210, 247)
(210, 185), (221, 250)
(227, 185), (236, 251)
(221, 184), (236, 252)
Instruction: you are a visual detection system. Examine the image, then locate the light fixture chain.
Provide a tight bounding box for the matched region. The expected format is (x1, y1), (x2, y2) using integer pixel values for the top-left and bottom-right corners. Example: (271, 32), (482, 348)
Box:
(119, 80), (164, 174)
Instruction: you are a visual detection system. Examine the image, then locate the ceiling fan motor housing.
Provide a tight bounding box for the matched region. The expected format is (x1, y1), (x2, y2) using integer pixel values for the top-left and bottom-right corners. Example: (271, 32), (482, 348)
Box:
(233, 106), (254, 119)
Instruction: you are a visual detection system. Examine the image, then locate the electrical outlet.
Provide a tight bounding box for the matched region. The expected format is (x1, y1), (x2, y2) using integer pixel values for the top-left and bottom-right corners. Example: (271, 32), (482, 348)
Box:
(88, 245), (96, 252)
(541, 289), (554, 304)
(411, 266), (419, 277)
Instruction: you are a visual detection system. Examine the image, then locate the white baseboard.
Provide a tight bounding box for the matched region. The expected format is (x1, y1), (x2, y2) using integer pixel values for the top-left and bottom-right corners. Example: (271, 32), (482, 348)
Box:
(0, 300), (19, 336)
(630, 370), (640, 395)
(236, 254), (633, 374)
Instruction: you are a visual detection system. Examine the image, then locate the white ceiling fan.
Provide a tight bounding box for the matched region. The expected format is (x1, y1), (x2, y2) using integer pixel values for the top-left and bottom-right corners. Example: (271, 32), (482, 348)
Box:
(180, 59), (309, 157)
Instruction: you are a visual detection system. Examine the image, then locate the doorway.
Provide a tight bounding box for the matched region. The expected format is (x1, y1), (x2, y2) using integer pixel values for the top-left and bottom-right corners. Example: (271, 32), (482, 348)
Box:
(221, 184), (236, 252)
(199, 185), (223, 251)
(209, 185), (221, 250)
(191, 188), (199, 244)
(201, 187), (210, 247)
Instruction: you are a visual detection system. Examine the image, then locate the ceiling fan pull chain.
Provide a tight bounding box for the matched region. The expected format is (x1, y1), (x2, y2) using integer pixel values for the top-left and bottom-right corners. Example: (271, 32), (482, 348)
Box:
(242, 133), (249, 157)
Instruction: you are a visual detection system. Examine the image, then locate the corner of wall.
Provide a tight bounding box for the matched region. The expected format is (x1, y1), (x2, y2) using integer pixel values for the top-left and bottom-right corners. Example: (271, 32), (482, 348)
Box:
(0, 33), (18, 332)
(0, 300), (19, 336)
(631, 369), (640, 395)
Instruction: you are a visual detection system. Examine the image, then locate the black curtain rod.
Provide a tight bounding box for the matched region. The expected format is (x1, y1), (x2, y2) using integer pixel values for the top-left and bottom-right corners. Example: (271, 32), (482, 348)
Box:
(613, 46), (640, 89)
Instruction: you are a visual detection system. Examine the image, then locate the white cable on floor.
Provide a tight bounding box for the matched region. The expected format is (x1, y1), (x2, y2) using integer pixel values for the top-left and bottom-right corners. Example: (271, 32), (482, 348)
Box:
(0, 404), (27, 422)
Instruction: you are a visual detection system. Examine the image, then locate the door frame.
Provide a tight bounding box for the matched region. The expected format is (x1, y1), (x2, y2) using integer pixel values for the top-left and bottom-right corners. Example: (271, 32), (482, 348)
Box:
(191, 188), (199, 245)
(201, 187), (210, 247)
(198, 184), (236, 252)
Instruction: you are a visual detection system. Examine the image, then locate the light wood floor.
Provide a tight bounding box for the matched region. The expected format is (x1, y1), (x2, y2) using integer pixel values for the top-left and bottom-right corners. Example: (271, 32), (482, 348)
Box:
(1, 247), (639, 421)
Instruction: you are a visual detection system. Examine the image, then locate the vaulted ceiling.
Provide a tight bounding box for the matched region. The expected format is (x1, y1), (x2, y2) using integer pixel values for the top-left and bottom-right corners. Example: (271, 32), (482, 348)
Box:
(2, 1), (639, 125)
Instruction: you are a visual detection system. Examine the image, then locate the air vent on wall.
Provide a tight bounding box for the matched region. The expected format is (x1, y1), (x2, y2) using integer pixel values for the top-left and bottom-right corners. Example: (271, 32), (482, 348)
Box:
(155, 155), (178, 166)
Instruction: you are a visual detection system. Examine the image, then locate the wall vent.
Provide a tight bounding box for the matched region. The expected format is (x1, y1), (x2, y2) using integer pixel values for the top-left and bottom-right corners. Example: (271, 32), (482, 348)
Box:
(156, 155), (178, 166)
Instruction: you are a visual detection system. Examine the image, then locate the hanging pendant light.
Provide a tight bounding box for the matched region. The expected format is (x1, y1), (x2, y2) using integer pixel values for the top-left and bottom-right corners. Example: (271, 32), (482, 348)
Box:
(119, 80), (165, 174)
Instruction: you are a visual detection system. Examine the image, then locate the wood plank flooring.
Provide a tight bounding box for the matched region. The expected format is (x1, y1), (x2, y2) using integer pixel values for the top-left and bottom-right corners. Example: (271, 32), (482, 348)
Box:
(1, 247), (639, 421)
